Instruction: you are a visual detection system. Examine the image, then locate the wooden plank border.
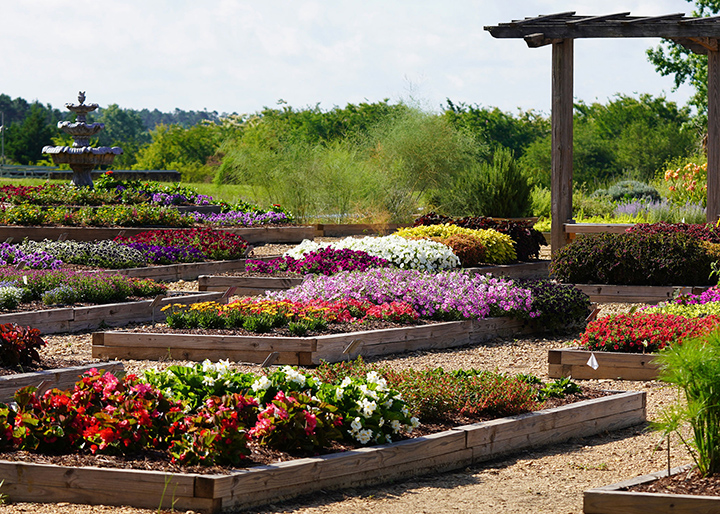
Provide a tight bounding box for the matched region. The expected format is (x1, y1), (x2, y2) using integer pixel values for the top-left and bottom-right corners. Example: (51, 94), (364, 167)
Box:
(548, 348), (661, 381)
(93, 317), (532, 365)
(583, 464), (720, 513)
(0, 391), (645, 513)
(567, 284), (711, 304)
(4, 292), (225, 335)
(0, 362), (124, 402)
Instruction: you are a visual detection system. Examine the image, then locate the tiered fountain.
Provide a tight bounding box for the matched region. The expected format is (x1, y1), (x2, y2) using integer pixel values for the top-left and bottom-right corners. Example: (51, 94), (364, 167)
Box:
(43, 91), (123, 188)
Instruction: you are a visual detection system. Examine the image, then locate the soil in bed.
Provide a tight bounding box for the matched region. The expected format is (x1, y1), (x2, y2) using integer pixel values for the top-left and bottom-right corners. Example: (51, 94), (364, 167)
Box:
(0, 356), (91, 377)
(629, 468), (720, 497)
(0, 388), (608, 475)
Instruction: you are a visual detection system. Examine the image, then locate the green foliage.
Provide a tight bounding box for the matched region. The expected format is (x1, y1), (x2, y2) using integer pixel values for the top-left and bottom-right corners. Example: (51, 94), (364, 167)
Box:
(436, 146), (532, 218)
(593, 180), (660, 203)
(444, 100), (549, 157)
(520, 94), (696, 187)
(654, 330), (720, 476)
(4, 103), (59, 165)
(550, 232), (714, 286)
(646, 0), (720, 116)
(538, 377), (582, 400)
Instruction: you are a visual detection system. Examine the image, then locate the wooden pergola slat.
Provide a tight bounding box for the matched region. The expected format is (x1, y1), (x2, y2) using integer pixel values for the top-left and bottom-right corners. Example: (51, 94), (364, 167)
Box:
(485, 12), (720, 253)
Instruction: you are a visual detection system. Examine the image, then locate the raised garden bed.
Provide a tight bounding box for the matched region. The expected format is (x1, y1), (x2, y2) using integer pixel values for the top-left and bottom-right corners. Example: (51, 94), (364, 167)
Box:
(92, 317), (532, 365)
(3, 291), (226, 334)
(0, 390), (645, 513)
(96, 257), (276, 282)
(0, 361), (124, 402)
(583, 464), (717, 514)
(0, 225), (321, 244)
(568, 284), (711, 304)
(197, 261), (550, 295)
(548, 348), (660, 381)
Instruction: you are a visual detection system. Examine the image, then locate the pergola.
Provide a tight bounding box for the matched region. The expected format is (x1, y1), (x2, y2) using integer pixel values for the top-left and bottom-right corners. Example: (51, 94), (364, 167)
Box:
(485, 12), (720, 252)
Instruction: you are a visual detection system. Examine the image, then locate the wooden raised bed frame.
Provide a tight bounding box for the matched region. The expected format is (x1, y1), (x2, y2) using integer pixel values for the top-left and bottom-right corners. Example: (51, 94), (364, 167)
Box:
(548, 348), (660, 381)
(93, 317), (532, 365)
(583, 464), (717, 514)
(4, 291), (225, 335)
(569, 284), (711, 304)
(0, 390), (645, 513)
(0, 362), (124, 402)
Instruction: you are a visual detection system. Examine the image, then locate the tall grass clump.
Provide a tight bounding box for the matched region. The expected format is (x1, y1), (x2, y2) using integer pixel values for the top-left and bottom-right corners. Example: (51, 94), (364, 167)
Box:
(654, 331), (720, 476)
(436, 146), (532, 218)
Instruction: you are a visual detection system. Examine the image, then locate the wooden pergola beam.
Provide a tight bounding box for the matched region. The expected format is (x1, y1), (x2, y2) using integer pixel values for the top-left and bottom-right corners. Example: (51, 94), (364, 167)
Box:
(551, 40), (574, 254)
(485, 13), (720, 251)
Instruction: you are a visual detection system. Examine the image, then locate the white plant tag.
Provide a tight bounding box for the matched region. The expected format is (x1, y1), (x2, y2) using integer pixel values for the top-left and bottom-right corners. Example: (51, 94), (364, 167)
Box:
(587, 352), (599, 370)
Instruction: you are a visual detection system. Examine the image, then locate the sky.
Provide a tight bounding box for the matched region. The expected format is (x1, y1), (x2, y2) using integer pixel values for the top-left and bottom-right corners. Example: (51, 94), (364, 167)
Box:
(0, 0), (701, 117)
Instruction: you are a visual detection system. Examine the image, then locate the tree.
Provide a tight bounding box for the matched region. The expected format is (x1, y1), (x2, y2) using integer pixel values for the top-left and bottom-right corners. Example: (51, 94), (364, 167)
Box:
(91, 104), (150, 168)
(4, 103), (58, 164)
(646, 0), (720, 115)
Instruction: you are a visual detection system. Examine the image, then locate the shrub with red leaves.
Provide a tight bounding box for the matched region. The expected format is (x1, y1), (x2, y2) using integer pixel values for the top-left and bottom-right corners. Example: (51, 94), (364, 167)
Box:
(0, 323), (45, 367)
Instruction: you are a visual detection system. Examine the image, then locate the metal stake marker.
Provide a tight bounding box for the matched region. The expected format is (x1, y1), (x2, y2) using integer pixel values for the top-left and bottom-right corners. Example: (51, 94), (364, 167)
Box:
(58, 233), (69, 242)
(261, 352), (280, 368)
(221, 287), (238, 301)
(342, 339), (362, 361)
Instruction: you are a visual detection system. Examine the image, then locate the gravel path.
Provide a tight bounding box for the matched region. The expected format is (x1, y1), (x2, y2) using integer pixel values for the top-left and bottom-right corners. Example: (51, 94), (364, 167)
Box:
(0, 273), (687, 514)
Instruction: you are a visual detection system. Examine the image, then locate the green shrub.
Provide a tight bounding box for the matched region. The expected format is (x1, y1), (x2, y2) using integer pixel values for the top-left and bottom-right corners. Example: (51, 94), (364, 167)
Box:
(550, 232), (713, 286)
(593, 180), (660, 203)
(436, 146), (532, 218)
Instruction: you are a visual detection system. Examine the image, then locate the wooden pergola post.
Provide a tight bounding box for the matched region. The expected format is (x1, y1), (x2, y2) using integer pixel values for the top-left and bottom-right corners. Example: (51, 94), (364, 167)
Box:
(708, 43), (720, 223)
(551, 39), (573, 253)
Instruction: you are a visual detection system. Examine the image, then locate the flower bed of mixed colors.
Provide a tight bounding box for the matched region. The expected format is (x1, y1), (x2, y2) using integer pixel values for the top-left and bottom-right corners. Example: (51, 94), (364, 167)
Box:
(0, 357), (575, 467)
(286, 236), (460, 272)
(272, 269), (537, 321)
(115, 228), (248, 261)
(163, 297), (420, 336)
(0, 268), (166, 309)
(246, 248), (392, 276)
(0, 176), (294, 227)
(395, 223), (516, 264)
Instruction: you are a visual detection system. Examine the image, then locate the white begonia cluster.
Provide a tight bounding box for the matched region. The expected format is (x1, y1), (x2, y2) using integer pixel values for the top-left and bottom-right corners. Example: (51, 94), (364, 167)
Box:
(281, 366), (307, 387)
(200, 359), (232, 375)
(358, 398), (377, 418)
(284, 235), (460, 272)
(366, 371), (388, 391)
(251, 375), (271, 392)
(349, 416), (374, 444)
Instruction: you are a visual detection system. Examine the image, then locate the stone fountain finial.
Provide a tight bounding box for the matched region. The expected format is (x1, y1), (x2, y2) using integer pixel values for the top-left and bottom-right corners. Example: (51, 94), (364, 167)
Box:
(42, 92), (122, 188)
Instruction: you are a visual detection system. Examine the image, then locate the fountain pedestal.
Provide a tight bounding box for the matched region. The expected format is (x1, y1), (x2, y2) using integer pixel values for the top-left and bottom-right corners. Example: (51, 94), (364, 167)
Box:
(42, 92), (122, 188)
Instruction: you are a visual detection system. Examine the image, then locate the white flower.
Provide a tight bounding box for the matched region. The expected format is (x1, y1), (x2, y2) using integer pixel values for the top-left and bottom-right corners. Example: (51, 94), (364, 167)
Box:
(351, 417), (363, 432)
(340, 377), (353, 388)
(358, 398), (377, 418)
(356, 428), (373, 444)
(410, 416), (419, 427)
(202, 375), (215, 386)
(378, 417), (385, 427)
(282, 366), (306, 387)
(201, 359), (214, 373)
(335, 388), (344, 401)
(402, 406), (410, 418)
(390, 420), (403, 433)
(215, 359), (231, 374)
(366, 371), (388, 390)
(251, 376), (271, 392)
(383, 398), (393, 409)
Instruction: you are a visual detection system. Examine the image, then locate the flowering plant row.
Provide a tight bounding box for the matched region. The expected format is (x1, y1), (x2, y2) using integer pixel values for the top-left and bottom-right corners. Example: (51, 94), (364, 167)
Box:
(0, 268), (166, 309)
(286, 236), (460, 272)
(413, 211), (546, 262)
(0, 366), (416, 466)
(246, 247), (392, 276)
(273, 269), (537, 321)
(579, 312), (720, 353)
(115, 228), (248, 261)
(162, 297), (419, 335)
(395, 223), (516, 264)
